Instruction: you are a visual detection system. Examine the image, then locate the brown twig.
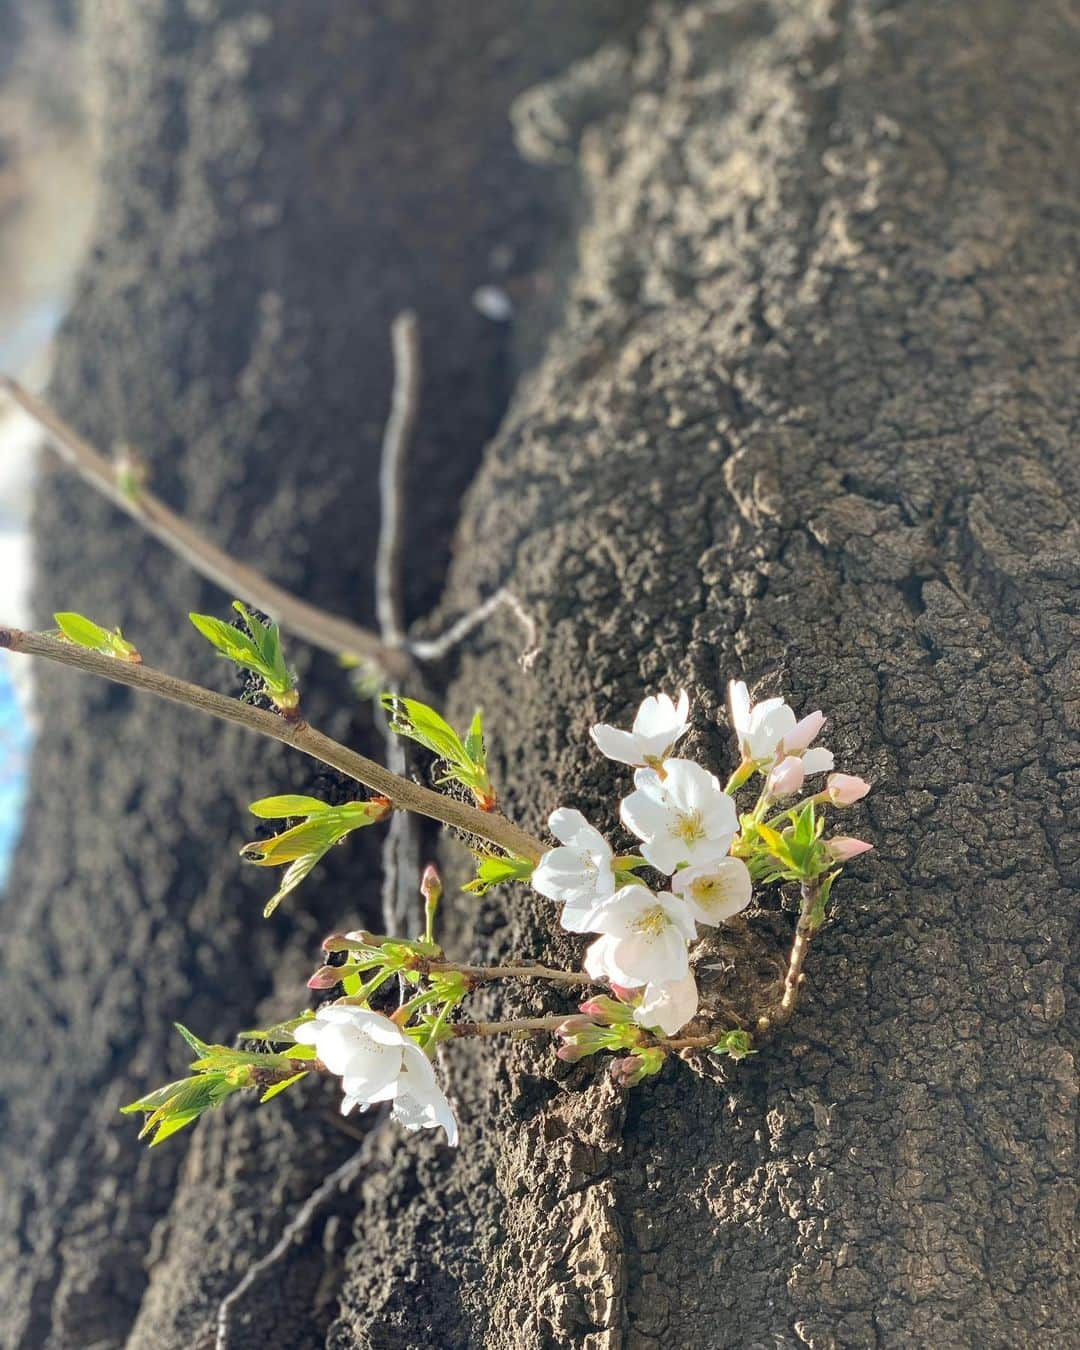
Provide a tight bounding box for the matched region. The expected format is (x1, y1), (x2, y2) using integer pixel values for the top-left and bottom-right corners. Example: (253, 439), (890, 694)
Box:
(422, 959), (591, 987)
(0, 626), (545, 862)
(450, 1014), (571, 1037)
(0, 374), (411, 680)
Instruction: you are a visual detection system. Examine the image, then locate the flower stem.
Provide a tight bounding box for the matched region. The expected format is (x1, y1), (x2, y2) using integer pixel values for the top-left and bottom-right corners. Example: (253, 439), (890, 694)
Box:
(0, 376), (412, 680)
(450, 1015), (571, 1038)
(0, 627), (545, 862)
(421, 959), (591, 987)
(761, 879), (822, 1030)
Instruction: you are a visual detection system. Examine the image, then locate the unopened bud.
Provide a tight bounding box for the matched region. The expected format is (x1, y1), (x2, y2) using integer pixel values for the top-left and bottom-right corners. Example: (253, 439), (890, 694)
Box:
(826, 836), (874, 861)
(307, 964), (343, 990)
(767, 754), (806, 798)
(579, 995), (634, 1025)
(826, 773), (871, 805)
(420, 864), (442, 904)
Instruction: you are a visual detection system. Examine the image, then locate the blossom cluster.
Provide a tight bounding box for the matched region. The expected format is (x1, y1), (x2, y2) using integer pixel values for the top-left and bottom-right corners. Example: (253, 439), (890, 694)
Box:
(532, 684), (870, 1037)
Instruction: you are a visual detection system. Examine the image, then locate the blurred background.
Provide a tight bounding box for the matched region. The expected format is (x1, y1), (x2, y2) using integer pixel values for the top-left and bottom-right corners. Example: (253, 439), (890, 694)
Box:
(0, 0), (98, 881)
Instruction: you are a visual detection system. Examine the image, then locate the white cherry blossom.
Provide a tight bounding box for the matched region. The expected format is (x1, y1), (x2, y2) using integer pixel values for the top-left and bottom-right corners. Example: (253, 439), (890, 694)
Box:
(590, 690), (690, 768)
(670, 858), (753, 927)
(632, 972), (700, 1036)
(581, 884), (696, 986)
(531, 807), (616, 932)
(293, 1005), (458, 1145)
(728, 680), (834, 773)
(620, 758), (738, 874)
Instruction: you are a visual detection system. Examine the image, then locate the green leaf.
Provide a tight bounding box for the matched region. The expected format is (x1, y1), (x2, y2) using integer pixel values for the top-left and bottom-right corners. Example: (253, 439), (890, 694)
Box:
(173, 1023), (211, 1058)
(463, 853), (534, 895)
(147, 1110), (203, 1146)
(259, 1070), (308, 1103)
(248, 794), (331, 819)
(263, 852), (322, 918)
(54, 612), (140, 662)
(190, 606), (297, 706)
(464, 708), (486, 769)
(380, 695), (495, 806)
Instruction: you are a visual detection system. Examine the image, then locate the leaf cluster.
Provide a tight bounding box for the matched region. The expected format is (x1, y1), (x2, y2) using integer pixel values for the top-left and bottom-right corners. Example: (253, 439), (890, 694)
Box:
(242, 794), (392, 917)
(381, 695), (495, 809)
(189, 601), (298, 713)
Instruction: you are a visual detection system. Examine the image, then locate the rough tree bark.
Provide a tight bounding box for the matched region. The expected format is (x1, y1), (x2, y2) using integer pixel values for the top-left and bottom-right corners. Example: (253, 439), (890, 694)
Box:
(1, 2), (1076, 1349)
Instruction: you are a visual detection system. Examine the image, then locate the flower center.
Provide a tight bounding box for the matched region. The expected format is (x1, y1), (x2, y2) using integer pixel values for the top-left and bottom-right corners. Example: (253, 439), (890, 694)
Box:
(690, 876), (724, 911)
(632, 905), (671, 939)
(670, 809), (705, 846)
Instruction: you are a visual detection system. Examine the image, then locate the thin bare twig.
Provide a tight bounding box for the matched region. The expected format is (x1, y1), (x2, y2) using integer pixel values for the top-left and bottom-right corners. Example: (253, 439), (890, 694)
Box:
(0, 627), (545, 862)
(0, 375), (411, 679)
(374, 311), (420, 647)
(451, 1014), (571, 1037)
(372, 312), (424, 938)
(422, 959), (591, 987)
(407, 587), (541, 669)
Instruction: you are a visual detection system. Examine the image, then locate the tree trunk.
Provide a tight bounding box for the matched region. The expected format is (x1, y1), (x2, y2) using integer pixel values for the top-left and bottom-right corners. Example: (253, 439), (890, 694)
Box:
(2, 2), (1075, 1348)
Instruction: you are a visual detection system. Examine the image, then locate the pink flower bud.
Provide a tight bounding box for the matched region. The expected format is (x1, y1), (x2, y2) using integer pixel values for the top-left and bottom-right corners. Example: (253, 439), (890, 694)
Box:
(609, 982), (643, 1003)
(420, 863), (442, 904)
(307, 964), (343, 989)
(827, 837), (874, 861)
(322, 933), (350, 952)
(556, 1016), (597, 1038)
(768, 755), (806, 798)
(784, 710), (825, 753)
(826, 773), (871, 805)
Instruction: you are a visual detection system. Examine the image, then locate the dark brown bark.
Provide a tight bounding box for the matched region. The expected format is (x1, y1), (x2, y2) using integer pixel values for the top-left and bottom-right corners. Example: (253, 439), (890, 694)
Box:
(1, 2), (1076, 1349)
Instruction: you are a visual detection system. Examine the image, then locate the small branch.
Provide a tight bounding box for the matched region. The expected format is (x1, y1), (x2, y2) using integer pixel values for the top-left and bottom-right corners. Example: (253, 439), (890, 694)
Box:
(450, 1014), (570, 1038)
(0, 375), (411, 680)
(423, 959), (591, 987)
(407, 587), (541, 670)
(0, 627), (545, 862)
(759, 880), (821, 1032)
(374, 311), (420, 647)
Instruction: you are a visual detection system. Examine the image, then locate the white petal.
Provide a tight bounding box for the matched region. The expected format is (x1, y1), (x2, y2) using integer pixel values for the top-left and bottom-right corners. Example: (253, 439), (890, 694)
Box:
(619, 788), (674, 843)
(672, 859), (752, 926)
(587, 884), (655, 939)
(606, 927), (689, 985)
(633, 973), (699, 1035)
(801, 746), (835, 775)
(728, 680), (751, 736)
(590, 723), (646, 765)
(583, 934), (621, 982)
(657, 891), (699, 942)
(548, 806), (590, 846)
(633, 693), (679, 739)
(640, 833), (689, 876)
(531, 846), (596, 904)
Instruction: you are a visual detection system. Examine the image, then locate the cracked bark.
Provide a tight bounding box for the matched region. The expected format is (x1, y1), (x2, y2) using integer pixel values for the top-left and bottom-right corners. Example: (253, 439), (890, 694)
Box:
(1, 2), (1076, 1349)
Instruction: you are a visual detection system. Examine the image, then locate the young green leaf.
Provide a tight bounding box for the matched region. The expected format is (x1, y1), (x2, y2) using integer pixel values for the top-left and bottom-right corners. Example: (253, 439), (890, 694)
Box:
(240, 798), (392, 917)
(381, 694), (496, 808)
(463, 853), (534, 895)
(248, 794), (333, 819)
(189, 604), (299, 714)
(259, 1070), (309, 1103)
(53, 612), (141, 663)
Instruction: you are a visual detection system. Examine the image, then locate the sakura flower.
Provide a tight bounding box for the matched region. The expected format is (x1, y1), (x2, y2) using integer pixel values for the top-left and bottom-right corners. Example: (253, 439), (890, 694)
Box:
(620, 758), (738, 874)
(582, 884), (697, 985)
(531, 807), (616, 932)
(826, 836), (874, 861)
(728, 680), (833, 773)
(826, 773), (871, 805)
(670, 858), (753, 927)
(293, 1005), (458, 1145)
(590, 690), (690, 768)
(632, 972), (700, 1036)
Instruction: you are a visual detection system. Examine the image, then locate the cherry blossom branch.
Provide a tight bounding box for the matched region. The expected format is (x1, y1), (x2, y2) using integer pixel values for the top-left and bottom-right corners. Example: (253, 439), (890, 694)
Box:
(421, 959), (591, 987)
(758, 880), (822, 1032)
(0, 374), (412, 680)
(0, 626), (545, 862)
